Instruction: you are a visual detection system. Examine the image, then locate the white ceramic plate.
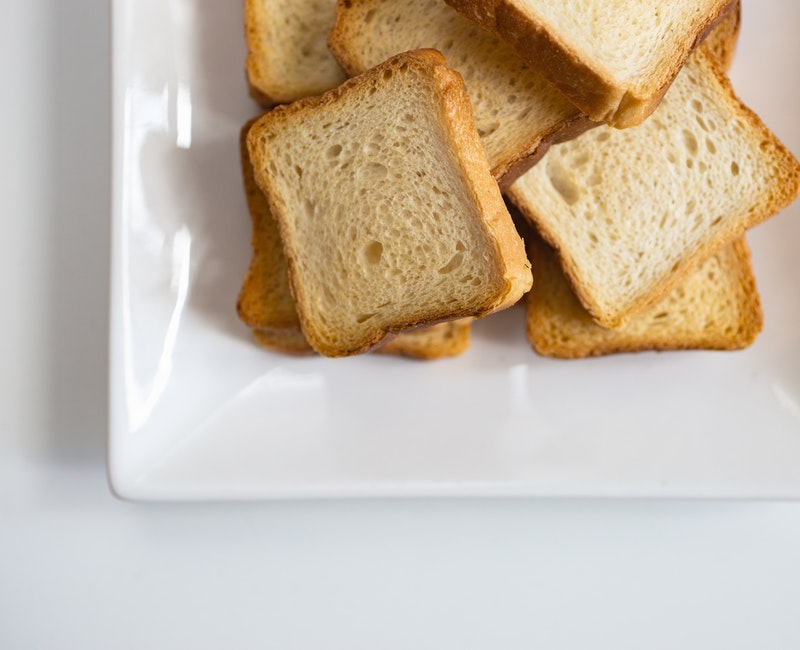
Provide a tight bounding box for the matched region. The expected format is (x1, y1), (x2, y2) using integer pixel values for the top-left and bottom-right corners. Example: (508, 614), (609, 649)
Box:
(109, 0), (800, 500)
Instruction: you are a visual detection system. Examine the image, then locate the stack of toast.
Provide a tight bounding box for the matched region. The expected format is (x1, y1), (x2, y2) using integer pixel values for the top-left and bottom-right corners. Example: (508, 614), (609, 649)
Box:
(238, 0), (800, 359)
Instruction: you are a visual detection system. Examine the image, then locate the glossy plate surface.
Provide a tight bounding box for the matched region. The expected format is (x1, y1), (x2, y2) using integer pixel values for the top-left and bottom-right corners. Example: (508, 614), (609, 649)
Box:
(109, 0), (800, 500)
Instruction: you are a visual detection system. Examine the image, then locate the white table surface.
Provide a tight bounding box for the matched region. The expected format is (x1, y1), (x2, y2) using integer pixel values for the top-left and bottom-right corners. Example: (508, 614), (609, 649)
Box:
(2, 1), (800, 648)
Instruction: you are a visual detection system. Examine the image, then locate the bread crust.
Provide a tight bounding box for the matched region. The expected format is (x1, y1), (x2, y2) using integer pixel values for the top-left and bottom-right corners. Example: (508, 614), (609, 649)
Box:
(236, 119), (301, 331)
(444, 0), (739, 127)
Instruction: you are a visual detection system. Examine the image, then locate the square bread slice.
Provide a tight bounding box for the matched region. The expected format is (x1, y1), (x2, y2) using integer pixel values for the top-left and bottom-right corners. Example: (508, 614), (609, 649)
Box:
(328, 0), (594, 186)
(236, 120), (472, 360)
(244, 0), (347, 107)
(526, 232), (762, 358)
(508, 48), (800, 330)
(246, 50), (532, 357)
(443, 0), (739, 127)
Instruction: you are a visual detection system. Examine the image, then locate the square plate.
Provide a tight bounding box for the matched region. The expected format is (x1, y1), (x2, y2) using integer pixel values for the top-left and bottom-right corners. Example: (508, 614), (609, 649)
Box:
(109, 0), (800, 500)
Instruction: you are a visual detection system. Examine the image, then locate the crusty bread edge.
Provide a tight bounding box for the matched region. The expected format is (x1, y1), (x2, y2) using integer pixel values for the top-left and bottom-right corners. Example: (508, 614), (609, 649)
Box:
(443, 0), (739, 128)
(244, 0), (280, 108)
(236, 118), (300, 331)
(427, 61), (533, 313)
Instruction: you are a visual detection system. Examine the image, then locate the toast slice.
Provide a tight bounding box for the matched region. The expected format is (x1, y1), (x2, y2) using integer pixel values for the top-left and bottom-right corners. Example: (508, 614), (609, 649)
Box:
(237, 120), (472, 360)
(508, 48), (800, 330)
(244, 0), (347, 107)
(328, 0), (594, 186)
(246, 50), (531, 357)
(526, 232), (762, 358)
(443, 0), (739, 127)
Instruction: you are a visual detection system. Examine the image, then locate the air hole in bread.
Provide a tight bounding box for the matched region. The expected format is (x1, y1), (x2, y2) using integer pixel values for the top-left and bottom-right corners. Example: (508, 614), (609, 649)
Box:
(685, 199), (696, 215)
(356, 313), (377, 324)
(730, 161), (740, 176)
(478, 122), (500, 138)
(570, 152), (590, 168)
(327, 144), (342, 158)
(595, 131), (611, 143)
(546, 159), (581, 205)
(682, 129), (698, 156)
(686, 158), (694, 169)
(706, 138), (717, 154)
(294, 165), (303, 178)
(696, 115), (709, 132)
(439, 251), (464, 275)
(363, 240), (384, 265)
(691, 99), (703, 113)
(364, 8), (376, 23)
(383, 68), (393, 81)
(711, 216), (722, 226)
(358, 162), (388, 181)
